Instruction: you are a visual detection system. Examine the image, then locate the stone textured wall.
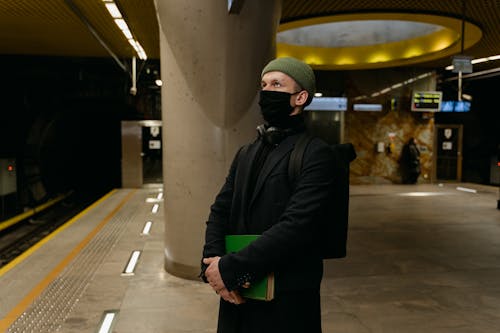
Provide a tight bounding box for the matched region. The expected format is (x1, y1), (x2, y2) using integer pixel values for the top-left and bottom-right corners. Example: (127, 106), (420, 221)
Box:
(345, 110), (434, 184)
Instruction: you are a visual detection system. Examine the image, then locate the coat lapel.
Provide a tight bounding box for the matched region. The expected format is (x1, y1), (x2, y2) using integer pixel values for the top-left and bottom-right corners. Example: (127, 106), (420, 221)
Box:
(249, 134), (297, 208)
(236, 140), (261, 229)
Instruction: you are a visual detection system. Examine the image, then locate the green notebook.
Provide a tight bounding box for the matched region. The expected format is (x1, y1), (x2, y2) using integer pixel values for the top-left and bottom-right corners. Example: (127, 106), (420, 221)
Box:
(225, 235), (274, 301)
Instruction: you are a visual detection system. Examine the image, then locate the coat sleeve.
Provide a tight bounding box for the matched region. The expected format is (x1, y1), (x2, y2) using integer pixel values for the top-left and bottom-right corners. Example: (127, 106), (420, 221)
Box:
(219, 140), (335, 290)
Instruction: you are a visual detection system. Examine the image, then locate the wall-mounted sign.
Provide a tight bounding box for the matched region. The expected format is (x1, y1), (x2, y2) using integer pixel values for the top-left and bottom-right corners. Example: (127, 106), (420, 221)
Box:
(149, 140), (161, 149)
(353, 103), (382, 112)
(411, 91), (442, 112)
(150, 126), (160, 137)
(442, 141), (453, 150)
(452, 55), (473, 74)
(305, 97), (348, 111)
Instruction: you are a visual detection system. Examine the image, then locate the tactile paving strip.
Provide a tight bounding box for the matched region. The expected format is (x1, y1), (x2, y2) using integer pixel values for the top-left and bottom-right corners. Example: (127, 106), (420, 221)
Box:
(7, 191), (143, 332)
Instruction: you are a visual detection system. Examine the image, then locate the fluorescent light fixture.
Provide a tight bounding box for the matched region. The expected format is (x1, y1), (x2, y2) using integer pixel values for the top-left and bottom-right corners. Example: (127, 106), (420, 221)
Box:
(97, 310), (119, 333)
(114, 18), (129, 31)
(142, 221), (153, 235)
(314, 92), (323, 97)
(488, 55), (500, 60)
(128, 39), (138, 50)
(155, 79), (163, 86)
(122, 28), (132, 39)
(353, 95), (367, 101)
(462, 93), (472, 101)
(445, 65), (453, 70)
(353, 70), (435, 101)
(157, 192), (163, 200)
(135, 41), (147, 60)
(152, 204), (159, 214)
(471, 57), (488, 64)
(122, 250), (141, 275)
(456, 186), (477, 193)
(128, 40), (146, 60)
(105, 3), (122, 18)
(103, 0), (148, 60)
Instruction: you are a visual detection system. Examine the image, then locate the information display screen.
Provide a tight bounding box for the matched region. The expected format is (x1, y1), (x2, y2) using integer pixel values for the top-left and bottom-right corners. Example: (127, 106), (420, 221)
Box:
(305, 97), (348, 111)
(411, 91), (442, 112)
(353, 104), (382, 112)
(440, 100), (471, 112)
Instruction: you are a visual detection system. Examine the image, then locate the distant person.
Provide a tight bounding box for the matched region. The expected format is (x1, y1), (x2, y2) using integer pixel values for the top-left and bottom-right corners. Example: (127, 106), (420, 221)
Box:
(201, 57), (334, 333)
(399, 137), (420, 184)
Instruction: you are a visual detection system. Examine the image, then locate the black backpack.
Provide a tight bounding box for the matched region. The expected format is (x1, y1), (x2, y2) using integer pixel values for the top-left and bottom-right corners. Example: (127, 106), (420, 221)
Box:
(288, 134), (357, 259)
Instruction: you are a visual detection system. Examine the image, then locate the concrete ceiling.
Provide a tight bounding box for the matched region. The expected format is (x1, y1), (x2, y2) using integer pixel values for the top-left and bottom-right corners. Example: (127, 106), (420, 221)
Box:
(0, 0), (159, 59)
(0, 0), (498, 71)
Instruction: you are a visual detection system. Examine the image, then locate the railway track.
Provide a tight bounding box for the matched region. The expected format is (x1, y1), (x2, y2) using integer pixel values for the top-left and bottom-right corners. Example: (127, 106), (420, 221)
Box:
(0, 193), (97, 268)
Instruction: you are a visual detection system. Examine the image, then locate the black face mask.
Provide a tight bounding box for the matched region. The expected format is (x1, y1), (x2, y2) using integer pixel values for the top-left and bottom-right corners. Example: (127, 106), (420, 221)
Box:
(258, 90), (299, 128)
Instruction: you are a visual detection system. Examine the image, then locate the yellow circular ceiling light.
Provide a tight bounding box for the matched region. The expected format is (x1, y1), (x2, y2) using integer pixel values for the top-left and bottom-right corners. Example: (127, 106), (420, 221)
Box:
(277, 13), (482, 70)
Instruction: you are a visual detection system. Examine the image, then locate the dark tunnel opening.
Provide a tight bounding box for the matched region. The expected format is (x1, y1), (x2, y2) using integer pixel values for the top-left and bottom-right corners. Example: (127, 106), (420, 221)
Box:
(0, 55), (160, 211)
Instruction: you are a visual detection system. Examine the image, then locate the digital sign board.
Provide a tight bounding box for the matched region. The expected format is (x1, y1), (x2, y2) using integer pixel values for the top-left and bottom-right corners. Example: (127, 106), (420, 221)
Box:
(411, 91), (442, 112)
(441, 100), (471, 112)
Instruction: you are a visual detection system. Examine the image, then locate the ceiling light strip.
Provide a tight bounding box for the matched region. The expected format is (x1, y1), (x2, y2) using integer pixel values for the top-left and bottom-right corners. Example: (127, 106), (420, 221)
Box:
(104, 2), (121, 18)
(64, 0), (127, 72)
(443, 67), (500, 81)
(102, 0), (147, 60)
(359, 71), (434, 99)
(446, 54), (500, 70)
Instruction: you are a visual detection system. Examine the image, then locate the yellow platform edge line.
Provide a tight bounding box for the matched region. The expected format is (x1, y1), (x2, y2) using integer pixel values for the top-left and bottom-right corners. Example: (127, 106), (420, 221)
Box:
(0, 192), (71, 232)
(0, 189), (136, 331)
(0, 189), (116, 278)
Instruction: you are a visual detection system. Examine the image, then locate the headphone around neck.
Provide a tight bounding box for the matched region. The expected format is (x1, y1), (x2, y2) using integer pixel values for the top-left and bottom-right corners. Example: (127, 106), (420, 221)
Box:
(256, 124), (291, 145)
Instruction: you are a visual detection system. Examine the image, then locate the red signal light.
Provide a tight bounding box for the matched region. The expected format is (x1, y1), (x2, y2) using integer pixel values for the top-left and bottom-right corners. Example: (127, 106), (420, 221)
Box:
(7, 165), (14, 172)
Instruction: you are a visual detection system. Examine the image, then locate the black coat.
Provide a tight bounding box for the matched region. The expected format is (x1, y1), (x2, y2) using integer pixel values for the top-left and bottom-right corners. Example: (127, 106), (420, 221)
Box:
(203, 131), (335, 333)
(399, 141), (421, 184)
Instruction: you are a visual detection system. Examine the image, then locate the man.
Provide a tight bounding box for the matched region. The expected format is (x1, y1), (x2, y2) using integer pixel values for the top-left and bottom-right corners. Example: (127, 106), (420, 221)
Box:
(201, 57), (334, 333)
(399, 137), (420, 184)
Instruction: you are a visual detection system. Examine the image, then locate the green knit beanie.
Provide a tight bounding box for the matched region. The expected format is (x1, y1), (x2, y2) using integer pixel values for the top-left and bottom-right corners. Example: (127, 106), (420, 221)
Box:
(261, 57), (316, 104)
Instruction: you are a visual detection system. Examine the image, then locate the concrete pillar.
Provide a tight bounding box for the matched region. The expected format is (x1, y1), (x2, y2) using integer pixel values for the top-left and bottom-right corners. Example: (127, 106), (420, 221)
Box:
(156, 0), (282, 279)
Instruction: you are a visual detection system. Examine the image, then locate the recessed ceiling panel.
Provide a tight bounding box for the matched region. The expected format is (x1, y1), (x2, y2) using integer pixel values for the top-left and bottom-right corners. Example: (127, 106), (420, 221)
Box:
(277, 13), (483, 70)
(278, 20), (444, 48)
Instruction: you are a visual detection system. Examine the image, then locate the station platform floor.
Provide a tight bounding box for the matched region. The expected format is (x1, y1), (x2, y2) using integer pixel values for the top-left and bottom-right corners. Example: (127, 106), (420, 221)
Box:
(0, 183), (499, 332)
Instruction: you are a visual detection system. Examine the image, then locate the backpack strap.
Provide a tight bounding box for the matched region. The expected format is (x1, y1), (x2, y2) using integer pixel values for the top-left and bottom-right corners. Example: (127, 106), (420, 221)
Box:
(288, 133), (314, 184)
